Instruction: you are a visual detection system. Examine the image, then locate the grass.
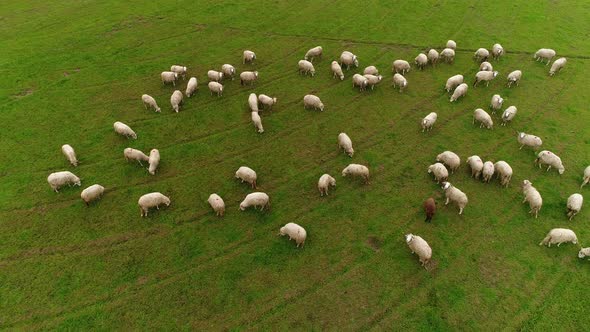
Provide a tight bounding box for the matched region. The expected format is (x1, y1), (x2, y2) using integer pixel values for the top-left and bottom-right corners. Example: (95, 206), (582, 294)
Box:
(1, 0), (589, 329)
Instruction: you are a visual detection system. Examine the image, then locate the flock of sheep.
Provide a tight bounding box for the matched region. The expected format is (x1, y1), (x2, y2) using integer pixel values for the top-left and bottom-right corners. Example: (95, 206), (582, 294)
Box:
(46, 40), (590, 267)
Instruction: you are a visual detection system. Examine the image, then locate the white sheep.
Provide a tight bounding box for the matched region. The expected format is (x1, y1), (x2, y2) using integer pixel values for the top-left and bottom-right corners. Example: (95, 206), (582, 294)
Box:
(141, 94), (161, 112)
(251, 111), (264, 133)
(436, 151), (460, 173)
(221, 64), (236, 80)
(258, 94), (277, 110)
(578, 247), (590, 260)
(440, 48), (455, 63)
(248, 93), (259, 112)
(338, 132), (354, 157)
(124, 148), (149, 166)
(138, 192), (170, 217)
(352, 74), (368, 91)
(450, 83), (468, 102)
(427, 49), (439, 65)
(428, 163), (448, 183)
(494, 161), (513, 187)
(342, 164), (370, 184)
(517, 132), (542, 151)
(422, 112), (438, 132)
(47, 171), (81, 192)
(240, 71), (258, 85)
(534, 48), (556, 65)
(446, 40), (456, 49)
(415, 53), (428, 69)
(331, 61), (344, 80)
(363, 66), (379, 75)
(170, 65), (187, 79)
(304, 46), (323, 62)
(392, 60), (411, 75)
(161, 71), (178, 86)
(207, 70), (224, 82)
(298, 60), (315, 76)
(482, 161), (495, 183)
(466, 155), (484, 179)
(492, 43), (504, 60)
(239, 192), (270, 211)
(148, 149), (160, 175)
(490, 94), (503, 114)
(208, 81), (223, 97)
(208, 193), (225, 217)
(473, 108), (493, 129)
(61, 144), (78, 166)
(581, 166), (590, 189)
(473, 70), (499, 87)
(318, 174), (336, 196)
(170, 90), (183, 112)
(549, 57), (567, 76)
(566, 193), (583, 220)
(185, 77), (198, 97)
(235, 166), (257, 188)
(405, 233), (432, 268)
(473, 48), (490, 62)
(501, 106), (517, 126)
(507, 70), (522, 87)
(243, 50), (256, 64)
(340, 51), (359, 70)
(363, 74), (383, 90)
(539, 228), (577, 247)
(279, 223), (306, 247)
(303, 94), (324, 112)
(113, 121), (137, 139)
(535, 150), (565, 174)
(480, 61), (493, 71)
(81, 184), (104, 206)
(522, 180), (543, 218)
(445, 74), (463, 92)
(441, 181), (468, 214)
(392, 73), (407, 92)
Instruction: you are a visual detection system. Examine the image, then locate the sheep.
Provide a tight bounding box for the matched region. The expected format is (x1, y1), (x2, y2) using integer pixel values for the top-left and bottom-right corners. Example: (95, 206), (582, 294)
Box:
(185, 77), (198, 97)
(221, 64), (236, 80)
(113, 121), (137, 139)
(141, 94), (161, 112)
(298, 60), (315, 76)
(578, 247), (590, 260)
(235, 166), (257, 188)
(424, 198), (436, 222)
(549, 57), (567, 76)
(239, 192), (270, 211)
(517, 132), (543, 151)
(473, 108), (493, 129)
(436, 151), (460, 173)
(440, 48), (455, 63)
(427, 49), (439, 65)
(138, 192), (170, 217)
(258, 94), (277, 110)
(251, 111), (264, 133)
(490, 94), (503, 114)
(124, 148), (149, 166)
(507, 70), (522, 87)
(535, 150), (565, 174)
(240, 71), (258, 85)
(338, 132), (354, 157)
(473, 48), (490, 62)
(405, 234), (432, 268)
(318, 174), (336, 196)
(161, 71), (178, 86)
(415, 53), (428, 69)
(208, 81), (223, 97)
(441, 181), (468, 214)
(392, 73), (407, 92)
(480, 61), (493, 71)
(581, 166), (590, 189)
(80, 184), (104, 206)
(450, 83), (468, 102)
(340, 51), (359, 70)
(342, 164), (370, 184)
(47, 171), (81, 192)
(392, 60), (411, 75)
(331, 61), (344, 80)
(61, 144), (78, 166)
(352, 74), (368, 91)
(534, 48), (556, 65)
(566, 193), (583, 220)
(363, 66), (379, 75)
(473, 71), (499, 87)
(492, 43), (504, 60)
(445, 74), (463, 92)
(148, 149), (160, 175)
(428, 163), (448, 183)
(466, 155), (484, 179)
(248, 93), (259, 112)
(422, 112), (438, 132)
(279, 223), (306, 247)
(482, 161), (495, 183)
(243, 50), (256, 64)
(208, 193), (225, 217)
(501, 106), (517, 126)
(446, 40), (456, 49)
(304, 46), (323, 62)
(522, 180), (543, 218)
(170, 90), (183, 112)
(170, 65), (187, 79)
(363, 74), (383, 90)
(494, 161), (513, 187)
(539, 228), (577, 247)
(207, 70), (224, 82)
(303, 94), (324, 111)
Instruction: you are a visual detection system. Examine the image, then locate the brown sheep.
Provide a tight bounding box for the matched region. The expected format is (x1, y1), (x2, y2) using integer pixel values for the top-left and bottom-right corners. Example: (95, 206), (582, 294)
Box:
(424, 197), (436, 222)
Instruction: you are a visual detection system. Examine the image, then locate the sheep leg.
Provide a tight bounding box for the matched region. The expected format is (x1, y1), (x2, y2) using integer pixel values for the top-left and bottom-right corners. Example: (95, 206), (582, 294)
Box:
(445, 197), (450, 205)
(519, 145), (524, 150)
(546, 166), (551, 172)
(459, 207), (463, 215)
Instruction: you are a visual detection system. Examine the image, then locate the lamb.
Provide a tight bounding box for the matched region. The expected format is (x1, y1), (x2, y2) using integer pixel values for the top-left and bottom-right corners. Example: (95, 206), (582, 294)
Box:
(331, 61), (344, 80)
(207, 70), (224, 82)
(507, 70), (522, 87)
(303, 94), (324, 111)
(436, 151), (460, 173)
(138, 192), (170, 217)
(482, 161), (495, 183)
(492, 43), (504, 60)
(427, 49), (439, 65)
(338, 132), (354, 157)
(141, 94), (161, 112)
(445, 74), (463, 92)
(340, 51), (359, 70)
(279, 223), (306, 247)
(501, 106), (517, 126)
(47, 171), (81, 192)
(415, 53), (428, 69)
(473, 108), (493, 129)
(566, 193), (583, 220)
(522, 180), (543, 218)
(534, 48), (556, 65)
(581, 166), (590, 189)
(251, 111), (264, 133)
(466, 155), (484, 179)
(494, 161), (513, 187)
(148, 149), (160, 175)
(81, 184), (104, 206)
(170, 65), (187, 79)
(243, 50), (256, 64)
(517, 132), (543, 150)
(240, 71), (258, 85)
(473, 48), (490, 62)
(248, 93), (259, 112)
(480, 61), (493, 71)
(549, 57), (567, 76)
(363, 74), (383, 90)
(185, 77), (198, 97)
(342, 164), (370, 184)
(446, 40), (456, 49)
(298, 60), (315, 76)
(161, 71), (178, 86)
(405, 234), (432, 268)
(208, 193), (225, 217)
(392, 73), (408, 92)
(221, 64), (236, 80)
(363, 66), (379, 75)
(392, 60), (411, 75)
(578, 247), (590, 260)
(304, 46), (323, 62)
(124, 148), (149, 166)
(258, 94), (277, 110)
(422, 112), (438, 132)
(473, 71), (499, 87)
(535, 150), (565, 174)
(352, 74), (368, 91)
(61, 144), (78, 166)
(428, 163), (448, 183)
(113, 121), (137, 139)
(539, 228), (577, 247)
(208, 81), (223, 97)
(441, 181), (468, 214)
(235, 166), (257, 188)
(490, 94), (503, 114)
(170, 90), (183, 112)
(424, 198), (436, 222)
(440, 48), (455, 63)
(450, 83), (468, 102)
(318, 174), (336, 196)
(239, 192), (270, 211)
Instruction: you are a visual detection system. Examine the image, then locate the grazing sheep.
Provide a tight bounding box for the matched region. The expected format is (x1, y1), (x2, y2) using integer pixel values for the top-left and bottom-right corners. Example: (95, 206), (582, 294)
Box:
(440, 48), (455, 63)
(581, 166), (590, 189)
(298, 60), (316, 76)
(424, 198), (436, 222)
(221, 64), (236, 80)
(342, 164), (370, 184)
(80, 184), (104, 206)
(240, 71), (258, 85)
(170, 65), (187, 79)
(436, 151), (460, 173)
(392, 73), (408, 92)
(141, 94), (161, 112)
(331, 61), (344, 80)
(258, 94), (277, 110)
(248, 93), (259, 112)
(427, 49), (439, 65)
(352, 74), (368, 91)
(466, 155), (484, 179)
(441, 181), (468, 214)
(566, 193), (583, 220)
(208, 81), (223, 97)
(363, 66), (379, 75)
(239, 192), (270, 211)
(235, 166), (257, 188)
(392, 60), (411, 75)
(138, 192), (170, 217)
(148, 149), (160, 175)
(207, 70), (224, 82)
(47, 171), (81, 192)
(170, 90), (183, 112)
(473, 108), (493, 129)
(549, 57), (567, 76)
(303, 94), (324, 111)
(251, 111), (264, 133)
(185, 77), (198, 97)
(450, 83), (468, 102)
(161, 71), (178, 86)
(304, 46), (323, 62)
(415, 53), (428, 69)
(517, 132), (543, 150)
(539, 228), (577, 247)
(480, 61), (493, 71)
(501, 106), (517, 126)
(61, 144), (78, 166)
(473, 70), (499, 87)
(534, 48), (556, 65)
(507, 70), (522, 87)
(522, 180), (543, 218)
(340, 51), (359, 70)
(482, 161), (495, 183)
(445, 74), (463, 92)
(535, 150), (565, 174)
(124, 148), (149, 166)
(578, 247), (590, 260)
(490, 94), (504, 114)
(492, 43), (504, 60)
(446, 40), (456, 49)
(474, 48), (490, 62)
(243, 50), (256, 64)
(428, 163), (449, 183)
(405, 234), (432, 268)
(208, 193), (225, 217)
(338, 133), (354, 157)
(113, 121), (137, 139)
(318, 174), (336, 196)
(279, 223), (306, 247)
(363, 74), (383, 90)
(494, 161), (513, 187)
(422, 112), (438, 132)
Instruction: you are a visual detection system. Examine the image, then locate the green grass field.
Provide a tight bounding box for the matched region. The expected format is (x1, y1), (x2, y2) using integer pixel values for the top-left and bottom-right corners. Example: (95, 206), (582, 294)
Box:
(2, 1), (590, 329)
